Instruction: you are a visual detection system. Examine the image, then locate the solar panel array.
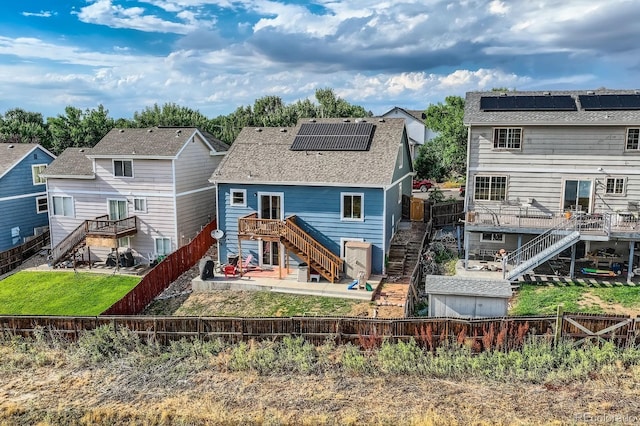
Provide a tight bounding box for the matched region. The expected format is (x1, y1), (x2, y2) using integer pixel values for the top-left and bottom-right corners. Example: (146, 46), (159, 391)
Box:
(578, 94), (640, 110)
(290, 122), (375, 151)
(480, 95), (577, 111)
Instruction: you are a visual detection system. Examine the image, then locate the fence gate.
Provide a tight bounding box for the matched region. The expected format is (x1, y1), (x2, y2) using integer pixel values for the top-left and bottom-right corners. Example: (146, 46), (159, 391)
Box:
(410, 198), (424, 222)
(562, 314), (635, 347)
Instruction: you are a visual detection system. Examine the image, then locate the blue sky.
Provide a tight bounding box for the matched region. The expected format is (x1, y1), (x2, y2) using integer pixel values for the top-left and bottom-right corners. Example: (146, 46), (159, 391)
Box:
(1, 0), (639, 120)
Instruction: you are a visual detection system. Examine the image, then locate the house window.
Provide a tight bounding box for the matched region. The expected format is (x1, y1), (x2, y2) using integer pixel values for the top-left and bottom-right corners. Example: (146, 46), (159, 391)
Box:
(493, 128), (522, 150)
(230, 189), (247, 207)
(605, 177), (625, 196)
(32, 164), (47, 185)
(474, 176), (507, 201)
(626, 128), (639, 150)
(341, 193), (364, 221)
(118, 237), (130, 248)
(481, 233), (505, 243)
(133, 197), (147, 213)
(154, 237), (172, 255)
(113, 160), (133, 177)
(52, 196), (74, 217)
(398, 182), (402, 204)
(35, 196), (48, 214)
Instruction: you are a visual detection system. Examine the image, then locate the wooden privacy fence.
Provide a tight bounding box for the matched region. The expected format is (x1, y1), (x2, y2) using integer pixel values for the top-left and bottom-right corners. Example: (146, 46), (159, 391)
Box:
(427, 200), (465, 226)
(1, 313), (637, 349)
(0, 231), (50, 275)
(101, 220), (217, 315)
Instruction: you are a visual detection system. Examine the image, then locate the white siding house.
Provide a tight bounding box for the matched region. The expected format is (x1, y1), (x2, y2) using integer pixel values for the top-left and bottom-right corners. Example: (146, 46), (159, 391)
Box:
(43, 127), (228, 265)
(463, 90), (640, 282)
(381, 107), (436, 161)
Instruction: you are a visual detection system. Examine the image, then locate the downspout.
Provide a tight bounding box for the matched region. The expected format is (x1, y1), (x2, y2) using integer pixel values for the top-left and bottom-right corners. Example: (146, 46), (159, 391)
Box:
(382, 187), (387, 276)
(172, 159), (178, 250)
(463, 124), (472, 269)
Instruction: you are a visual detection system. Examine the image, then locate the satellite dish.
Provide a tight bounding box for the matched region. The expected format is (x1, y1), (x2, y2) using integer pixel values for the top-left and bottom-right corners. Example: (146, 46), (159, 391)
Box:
(211, 229), (224, 240)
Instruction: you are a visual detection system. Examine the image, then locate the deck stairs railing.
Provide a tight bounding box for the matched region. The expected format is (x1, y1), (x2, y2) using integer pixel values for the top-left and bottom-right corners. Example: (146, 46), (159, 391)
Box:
(49, 222), (88, 266)
(238, 214), (343, 283)
(504, 216), (582, 281)
(50, 216), (138, 267)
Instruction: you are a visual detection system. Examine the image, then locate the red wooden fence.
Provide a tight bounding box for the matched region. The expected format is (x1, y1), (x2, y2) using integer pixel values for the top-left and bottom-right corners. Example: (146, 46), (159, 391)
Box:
(101, 220), (217, 315)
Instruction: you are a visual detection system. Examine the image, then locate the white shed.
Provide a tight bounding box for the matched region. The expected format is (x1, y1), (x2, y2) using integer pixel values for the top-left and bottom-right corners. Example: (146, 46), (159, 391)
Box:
(424, 275), (512, 318)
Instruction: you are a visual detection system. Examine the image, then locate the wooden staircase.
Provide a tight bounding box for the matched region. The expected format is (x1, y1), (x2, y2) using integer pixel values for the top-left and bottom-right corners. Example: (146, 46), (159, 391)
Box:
(281, 217), (343, 283)
(237, 214), (343, 283)
(50, 216), (138, 267)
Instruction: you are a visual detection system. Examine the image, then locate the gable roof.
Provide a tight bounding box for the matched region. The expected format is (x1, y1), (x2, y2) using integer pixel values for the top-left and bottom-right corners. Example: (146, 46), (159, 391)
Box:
(381, 107), (426, 122)
(88, 127), (229, 158)
(465, 89), (640, 126)
(425, 275), (512, 299)
(210, 118), (409, 187)
(41, 148), (94, 179)
(0, 143), (55, 180)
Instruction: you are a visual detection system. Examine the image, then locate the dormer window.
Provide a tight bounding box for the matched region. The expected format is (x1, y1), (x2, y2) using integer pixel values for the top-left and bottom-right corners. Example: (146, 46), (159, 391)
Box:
(114, 160), (133, 177)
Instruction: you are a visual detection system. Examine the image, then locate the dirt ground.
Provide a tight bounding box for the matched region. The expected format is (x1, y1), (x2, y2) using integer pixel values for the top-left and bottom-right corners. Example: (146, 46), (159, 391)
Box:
(1, 360), (639, 425)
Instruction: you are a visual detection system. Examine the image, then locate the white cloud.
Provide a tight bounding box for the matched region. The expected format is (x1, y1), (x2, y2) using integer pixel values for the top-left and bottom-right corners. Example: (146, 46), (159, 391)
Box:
(488, 1), (509, 15)
(22, 11), (56, 18)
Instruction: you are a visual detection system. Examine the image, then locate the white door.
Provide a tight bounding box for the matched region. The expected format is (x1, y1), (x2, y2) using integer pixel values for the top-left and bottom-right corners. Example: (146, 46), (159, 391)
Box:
(108, 200), (128, 220)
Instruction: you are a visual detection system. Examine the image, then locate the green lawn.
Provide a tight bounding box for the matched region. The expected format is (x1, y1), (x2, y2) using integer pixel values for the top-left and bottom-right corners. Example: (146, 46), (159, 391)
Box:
(0, 271), (140, 315)
(510, 283), (640, 316)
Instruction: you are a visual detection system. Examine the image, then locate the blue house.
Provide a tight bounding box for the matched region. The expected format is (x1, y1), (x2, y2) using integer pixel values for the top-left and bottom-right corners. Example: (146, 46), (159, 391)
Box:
(209, 117), (413, 282)
(0, 143), (56, 251)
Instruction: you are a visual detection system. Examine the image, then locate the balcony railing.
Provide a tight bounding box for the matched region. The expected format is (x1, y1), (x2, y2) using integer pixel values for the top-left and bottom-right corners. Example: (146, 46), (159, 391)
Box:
(237, 213), (283, 238)
(464, 206), (640, 234)
(86, 215), (138, 238)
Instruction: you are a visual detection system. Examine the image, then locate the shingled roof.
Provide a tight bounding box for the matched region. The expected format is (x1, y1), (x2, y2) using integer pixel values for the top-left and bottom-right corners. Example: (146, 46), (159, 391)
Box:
(465, 89), (640, 125)
(89, 127), (228, 158)
(41, 148), (94, 178)
(0, 143), (53, 179)
(210, 118), (408, 186)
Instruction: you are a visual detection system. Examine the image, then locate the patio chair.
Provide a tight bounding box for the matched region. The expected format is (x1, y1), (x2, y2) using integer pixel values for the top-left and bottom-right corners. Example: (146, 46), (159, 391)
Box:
(240, 254), (262, 271)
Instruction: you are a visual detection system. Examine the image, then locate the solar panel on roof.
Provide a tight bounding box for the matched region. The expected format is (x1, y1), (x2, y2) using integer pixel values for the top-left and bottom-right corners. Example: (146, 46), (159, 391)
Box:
(480, 95), (577, 111)
(579, 94), (640, 110)
(290, 122), (375, 151)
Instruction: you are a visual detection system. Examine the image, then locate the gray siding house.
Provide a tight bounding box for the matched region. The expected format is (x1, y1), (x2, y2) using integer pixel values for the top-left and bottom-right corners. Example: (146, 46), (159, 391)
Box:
(44, 127), (228, 265)
(463, 90), (640, 281)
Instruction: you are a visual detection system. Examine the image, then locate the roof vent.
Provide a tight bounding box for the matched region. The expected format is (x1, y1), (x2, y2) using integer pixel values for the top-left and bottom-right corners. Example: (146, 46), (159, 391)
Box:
(499, 92), (507, 97)
(355, 118), (366, 123)
(308, 119), (316, 122)
(587, 90), (595, 95)
(175, 129), (181, 135)
(635, 90), (640, 95)
(119, 129), (125, 133)
(342, 119), (350, 122)
(279, 128), (287, 132)
(79, 149), (84, 153)
(543, 91), (551, 96)
(147, 129), (153, 132)
(255, 128), (262, 132)
(8, 144), (14, 148)
(377, 118), (385, 123)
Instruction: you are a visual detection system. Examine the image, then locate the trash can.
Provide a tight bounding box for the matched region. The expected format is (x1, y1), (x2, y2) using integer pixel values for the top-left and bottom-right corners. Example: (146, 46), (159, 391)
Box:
(297, 262), (308, 282)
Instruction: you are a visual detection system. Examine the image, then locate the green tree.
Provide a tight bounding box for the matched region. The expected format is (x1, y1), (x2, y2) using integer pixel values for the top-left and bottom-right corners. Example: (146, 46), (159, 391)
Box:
(0, 108), (51, 147)
(131, 103), (211, 129)
(315, 88), (370, 117)
(415, 96), (466, 180)
(47, 105), (114, 155)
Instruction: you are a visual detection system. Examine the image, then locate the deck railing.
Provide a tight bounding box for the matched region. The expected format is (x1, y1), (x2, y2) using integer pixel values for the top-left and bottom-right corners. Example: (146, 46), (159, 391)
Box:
(237, 213), (343, 282)
(50, 222), (88, 266)
(86, 216), (138, 237)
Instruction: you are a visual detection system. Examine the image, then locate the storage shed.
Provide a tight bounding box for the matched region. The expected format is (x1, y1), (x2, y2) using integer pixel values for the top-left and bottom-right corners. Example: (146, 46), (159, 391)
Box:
(424, 275), (512, 318)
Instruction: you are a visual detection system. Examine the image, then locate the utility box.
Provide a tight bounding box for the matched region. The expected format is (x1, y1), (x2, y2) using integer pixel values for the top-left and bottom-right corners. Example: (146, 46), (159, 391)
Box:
(344, 241), (371, 280)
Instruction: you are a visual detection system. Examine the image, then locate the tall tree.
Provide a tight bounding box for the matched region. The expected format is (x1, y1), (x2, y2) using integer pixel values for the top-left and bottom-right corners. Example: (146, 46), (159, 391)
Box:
(131, 103), (211, 128)
(47, 105), (114, 154)
(415, 96), (467, 180)
(315, 88), (370, 117)
(0, 108), (50, 147)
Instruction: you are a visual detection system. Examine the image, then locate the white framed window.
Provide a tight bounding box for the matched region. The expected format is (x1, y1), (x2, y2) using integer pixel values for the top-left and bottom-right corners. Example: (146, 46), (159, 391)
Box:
(626, 128), (639, 150)
(341, 192), (364, 221)
(113, 159), (133, 177)
(605, 177), (626, 196)
(493, 128), (522, 150)
(481, 233), (505, 243)
(52, 196), (74, 217)
(133, 197), (147, 213)
(154, 237), (172, 256)
(398, 182), (403, 204)
(230, 189), (247, 207)
(474, 175), (507, 201)
(35, 196), (48, 214)
(118, 236), (131, 248)
(32, 164), (47, 185)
